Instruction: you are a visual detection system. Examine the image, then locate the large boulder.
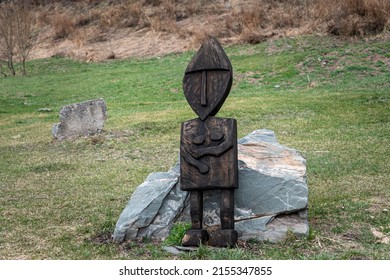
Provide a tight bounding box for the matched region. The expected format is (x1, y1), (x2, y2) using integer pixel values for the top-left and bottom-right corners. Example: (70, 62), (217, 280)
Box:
(113, 129), (308, 243)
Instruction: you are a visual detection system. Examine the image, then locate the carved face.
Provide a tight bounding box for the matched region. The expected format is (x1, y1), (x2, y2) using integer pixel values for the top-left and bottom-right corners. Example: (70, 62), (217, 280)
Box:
(183, 38), (233, 121)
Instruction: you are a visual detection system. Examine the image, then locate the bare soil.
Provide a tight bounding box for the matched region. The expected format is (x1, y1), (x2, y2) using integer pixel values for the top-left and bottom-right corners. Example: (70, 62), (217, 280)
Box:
(32, 28), (190, 61)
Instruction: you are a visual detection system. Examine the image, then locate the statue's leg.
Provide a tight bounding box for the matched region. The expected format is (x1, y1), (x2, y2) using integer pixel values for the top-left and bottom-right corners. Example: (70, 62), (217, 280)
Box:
(210, 189), (238, 247)
(190, 190), (203, 230)
(181, 191), (209, 246)
(221, 189), (235, 229)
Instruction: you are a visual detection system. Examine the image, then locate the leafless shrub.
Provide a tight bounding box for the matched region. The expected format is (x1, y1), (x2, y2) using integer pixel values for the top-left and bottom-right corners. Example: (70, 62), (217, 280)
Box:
(0, 2), (17, 76)
(0, 1), (37, 76)
(51, 13), (76, 40)
(15, 4), (37, 75)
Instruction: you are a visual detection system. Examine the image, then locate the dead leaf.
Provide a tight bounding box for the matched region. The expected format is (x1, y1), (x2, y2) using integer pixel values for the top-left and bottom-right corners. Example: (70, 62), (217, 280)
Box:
(371, 228), (389, 244)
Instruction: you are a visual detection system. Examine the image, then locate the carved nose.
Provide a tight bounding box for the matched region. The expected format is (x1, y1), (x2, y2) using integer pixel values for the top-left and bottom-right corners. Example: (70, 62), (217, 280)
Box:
(201, 71), (207, 106)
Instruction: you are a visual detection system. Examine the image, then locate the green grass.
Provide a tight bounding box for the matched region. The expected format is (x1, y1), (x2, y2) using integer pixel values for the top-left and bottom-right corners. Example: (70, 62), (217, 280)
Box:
(0, 35), (389, 259)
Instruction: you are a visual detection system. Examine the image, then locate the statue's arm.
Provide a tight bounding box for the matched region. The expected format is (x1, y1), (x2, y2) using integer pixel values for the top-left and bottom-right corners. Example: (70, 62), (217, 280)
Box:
(196, 137), (233, 158)
(180, 145), (209, 174)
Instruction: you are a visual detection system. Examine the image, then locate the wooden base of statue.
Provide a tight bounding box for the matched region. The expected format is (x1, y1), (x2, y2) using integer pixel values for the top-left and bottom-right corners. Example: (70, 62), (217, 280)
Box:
(181, 229), (209, 246)
(209, 229), (238, 248)
(182, 229), (238, 248)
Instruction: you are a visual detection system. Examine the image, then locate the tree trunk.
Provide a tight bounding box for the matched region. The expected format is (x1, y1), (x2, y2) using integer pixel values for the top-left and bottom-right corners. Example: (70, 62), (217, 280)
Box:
(0, 63), (7, 77)
(7, 57), (16, 76)
(21, 58), (27, 76)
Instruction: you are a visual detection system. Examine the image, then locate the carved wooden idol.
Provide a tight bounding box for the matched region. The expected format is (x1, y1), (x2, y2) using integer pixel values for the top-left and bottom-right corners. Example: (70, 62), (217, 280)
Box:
(180, 37), (238, 247)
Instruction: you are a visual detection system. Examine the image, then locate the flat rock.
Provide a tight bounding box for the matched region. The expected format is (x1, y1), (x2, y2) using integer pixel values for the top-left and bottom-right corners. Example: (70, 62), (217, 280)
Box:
(236, 213), (309, 242)
(113, 129), (308, 243)
(52, 98), (106, 140)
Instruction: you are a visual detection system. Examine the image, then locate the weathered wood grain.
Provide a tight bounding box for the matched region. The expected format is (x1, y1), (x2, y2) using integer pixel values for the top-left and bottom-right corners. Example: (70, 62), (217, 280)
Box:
(180, 117), (238, 191)
(183, 37), (232, 121)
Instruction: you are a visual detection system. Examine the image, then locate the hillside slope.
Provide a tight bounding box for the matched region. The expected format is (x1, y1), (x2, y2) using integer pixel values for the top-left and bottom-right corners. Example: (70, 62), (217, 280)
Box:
(3, 0), (390, 61)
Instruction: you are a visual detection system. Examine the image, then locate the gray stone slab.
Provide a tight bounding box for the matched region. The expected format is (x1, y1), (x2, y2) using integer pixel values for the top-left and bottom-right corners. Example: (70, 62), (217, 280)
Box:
(52, 99), (107, 140)
(237, 213), (309, 242)
(238, 129), (307, 181)
(113, 169), (184, 242)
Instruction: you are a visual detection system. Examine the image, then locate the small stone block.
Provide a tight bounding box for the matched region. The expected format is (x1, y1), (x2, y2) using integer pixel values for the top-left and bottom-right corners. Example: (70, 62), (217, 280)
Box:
(209, 229), (238, 247)
(181, 229), (209, 246)
(52, 98), (106, 141)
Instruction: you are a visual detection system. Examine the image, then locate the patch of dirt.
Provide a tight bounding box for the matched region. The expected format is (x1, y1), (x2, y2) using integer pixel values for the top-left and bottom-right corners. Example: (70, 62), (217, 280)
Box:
(33, 28), (191, 61)
(371, 228), (389, 244)
(364, 53), (390, 71)
(235, 71), (264, 85)
(91, 232), (113, 245)
(367, 197), (389, 214)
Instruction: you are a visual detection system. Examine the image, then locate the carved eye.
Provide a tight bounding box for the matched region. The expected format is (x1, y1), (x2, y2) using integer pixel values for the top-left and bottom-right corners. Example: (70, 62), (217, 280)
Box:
(193, 135), (205, 145)
(210, 132), (224, 141)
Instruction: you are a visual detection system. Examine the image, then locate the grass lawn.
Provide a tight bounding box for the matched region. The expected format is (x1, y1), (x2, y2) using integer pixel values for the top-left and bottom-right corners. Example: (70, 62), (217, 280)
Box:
(0, 35), (389, 259)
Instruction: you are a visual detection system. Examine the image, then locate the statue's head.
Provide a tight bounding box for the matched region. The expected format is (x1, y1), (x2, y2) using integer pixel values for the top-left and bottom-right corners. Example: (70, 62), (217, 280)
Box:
(183, 37), (233, 121)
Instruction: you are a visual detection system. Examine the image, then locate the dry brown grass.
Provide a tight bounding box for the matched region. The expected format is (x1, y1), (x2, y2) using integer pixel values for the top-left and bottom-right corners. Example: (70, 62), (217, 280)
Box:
(50, 13), (76, 40)
(24, 0), (390, 60)
(143, 0), (177, 32)
(314, 0), (390, 36)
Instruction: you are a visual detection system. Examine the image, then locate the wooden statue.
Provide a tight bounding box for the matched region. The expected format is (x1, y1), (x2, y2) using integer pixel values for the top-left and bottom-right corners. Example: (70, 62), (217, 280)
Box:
(180, 37), (238, 247)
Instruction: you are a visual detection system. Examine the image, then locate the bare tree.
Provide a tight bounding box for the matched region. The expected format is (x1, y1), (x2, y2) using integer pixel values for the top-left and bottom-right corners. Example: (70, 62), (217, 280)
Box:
(15, 3), (37, 75)
(0, 1), (37, 76)
(0, 61), (8, 77)
(0, 2), (17, 76)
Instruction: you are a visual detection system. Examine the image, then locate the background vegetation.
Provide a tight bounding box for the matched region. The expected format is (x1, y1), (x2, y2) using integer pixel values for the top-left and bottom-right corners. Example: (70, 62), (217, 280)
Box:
(28, 0), (390, 39)
(0, 35), (389, 259)
(1, 0), (390, 66)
